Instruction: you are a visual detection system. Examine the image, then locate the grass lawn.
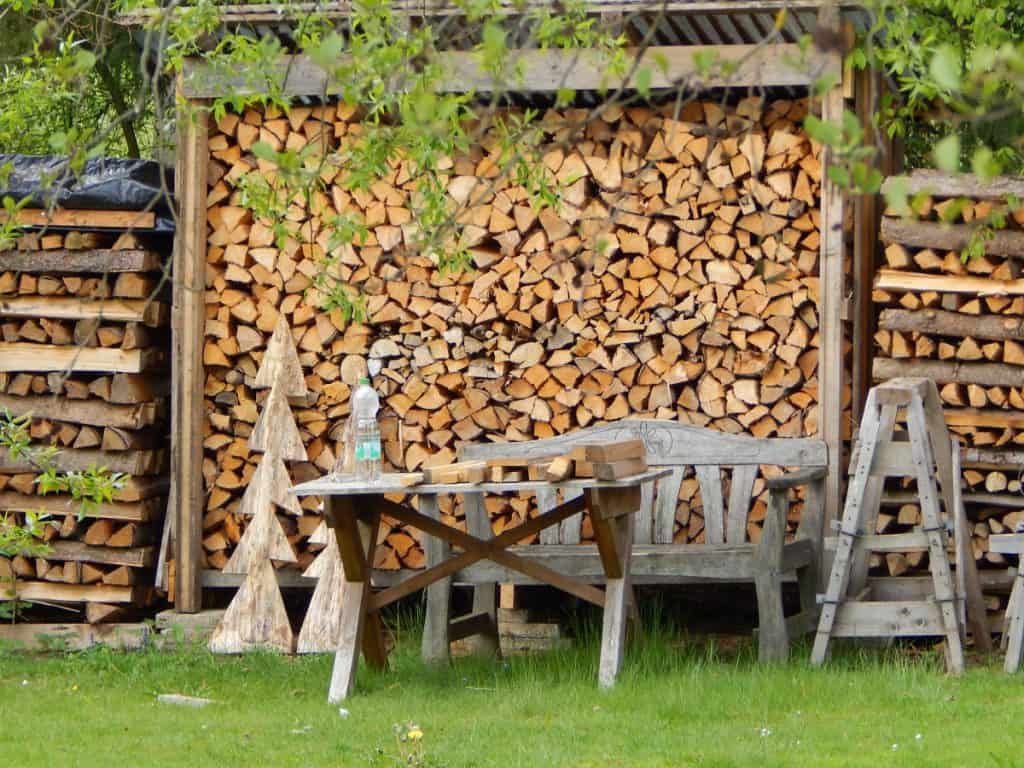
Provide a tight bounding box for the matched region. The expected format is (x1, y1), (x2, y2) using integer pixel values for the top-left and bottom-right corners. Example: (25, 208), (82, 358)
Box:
(0, 619), (1021, 768)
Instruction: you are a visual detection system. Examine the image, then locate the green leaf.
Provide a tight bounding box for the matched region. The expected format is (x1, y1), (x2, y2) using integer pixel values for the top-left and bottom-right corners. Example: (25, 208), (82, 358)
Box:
(971, 147), (1001, 180)
(930, 45), (961, 92)
(933, 134), (960, 172)
(826, 165), (851, 188)
(635, 67), (651, 98)
(803, 115), (842, 147)
(883, 176), (910, 213)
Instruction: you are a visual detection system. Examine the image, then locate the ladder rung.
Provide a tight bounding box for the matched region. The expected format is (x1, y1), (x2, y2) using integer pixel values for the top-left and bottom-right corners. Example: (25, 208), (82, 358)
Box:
(824, 532), (933, 553)
(831, 600), (946, 638)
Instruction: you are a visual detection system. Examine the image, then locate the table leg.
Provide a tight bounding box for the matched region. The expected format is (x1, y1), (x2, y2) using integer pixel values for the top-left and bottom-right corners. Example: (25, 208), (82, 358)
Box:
(327, 495), (385, 703)
(420, 495), (452, 664)
(1005, 568), (1024, 673)
(588, 489), (635, 689)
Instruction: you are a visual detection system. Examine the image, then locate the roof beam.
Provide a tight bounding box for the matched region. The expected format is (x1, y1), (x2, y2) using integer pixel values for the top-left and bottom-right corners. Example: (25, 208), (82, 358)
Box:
(181, 43), (828, 99)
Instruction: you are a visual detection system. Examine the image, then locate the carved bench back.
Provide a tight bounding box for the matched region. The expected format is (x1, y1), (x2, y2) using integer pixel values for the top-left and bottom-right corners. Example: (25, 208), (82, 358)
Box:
(460, 420), (828, 545)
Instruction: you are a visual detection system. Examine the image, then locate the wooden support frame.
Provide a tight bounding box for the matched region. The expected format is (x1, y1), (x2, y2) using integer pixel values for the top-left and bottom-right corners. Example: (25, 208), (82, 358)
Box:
(816, 2), (847, 539)
(172, 88), (210, 613)
(171, 30), (859, 608)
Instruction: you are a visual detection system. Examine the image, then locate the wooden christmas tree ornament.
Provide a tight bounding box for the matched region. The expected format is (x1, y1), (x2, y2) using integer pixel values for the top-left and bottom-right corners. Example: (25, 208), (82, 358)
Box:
(208, 558), (294, 654)
(254, 314), (308, 395)
(250, 380), (309, 461)
(297, 521), (348, 654)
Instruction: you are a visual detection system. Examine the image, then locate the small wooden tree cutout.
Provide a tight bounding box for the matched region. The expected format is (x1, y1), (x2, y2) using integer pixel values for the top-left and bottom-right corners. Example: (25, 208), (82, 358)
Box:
(209, 316), (308, 654)
(296, 521), (348, 654)
(254, 315), (308, 395)
(250, 381), (308, 461)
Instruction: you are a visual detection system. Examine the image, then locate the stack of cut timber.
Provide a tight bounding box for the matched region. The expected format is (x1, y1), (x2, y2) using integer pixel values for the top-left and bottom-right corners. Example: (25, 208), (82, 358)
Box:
(0, 222), (169, 623)
(873, 171), (1024, 619)
(202, 97), (826, 574)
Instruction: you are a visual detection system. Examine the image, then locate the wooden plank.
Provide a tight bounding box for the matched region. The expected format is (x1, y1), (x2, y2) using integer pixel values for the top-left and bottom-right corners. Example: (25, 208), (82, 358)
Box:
(0, 446), (164, 475)
(881, 216), (1024, 258)
(830, 601), (946, 637)
(851, 67), (880, 423)
(181, 44), (827, 99)
(114, 476), (169, 501)
(0, 492), (160, 522)
(455, 540), (815, 584)
(881, 170), (1024, 201)
(0, 249), (162, 273)
(0, 622), (150, 650)
(0, 394), (161, 429)
(695, 465), (725, 544)
(0, 296), (167, 327)
(0, 343), (163, 373)
(875, 356), (1024, 388)
(459, 420), (827, 468)
(0, 581), (146, 603)
(878, 308), (1024, 341)
(48, 541), (154, 568)
(875, 269), (1024, 296)
(817, 41), (847, 539)
(989, 534), (1024, 555)
(824, 531), (931, 552)
(4, 208), (155, 230)
(726, 465), (757, 544)
(291, 468), (671, 497)
(652, 467), (685, 545)
(172, 91), (209, 614)
(945, 409), (1024, 430)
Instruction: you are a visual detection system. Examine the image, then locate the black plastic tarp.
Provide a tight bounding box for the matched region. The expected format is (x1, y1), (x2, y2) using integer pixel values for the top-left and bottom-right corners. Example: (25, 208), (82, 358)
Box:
(0, 155), (174, 232)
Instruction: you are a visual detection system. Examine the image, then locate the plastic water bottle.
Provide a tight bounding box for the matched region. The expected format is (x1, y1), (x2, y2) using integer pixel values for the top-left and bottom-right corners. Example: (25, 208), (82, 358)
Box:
(351, 377), (381, 482)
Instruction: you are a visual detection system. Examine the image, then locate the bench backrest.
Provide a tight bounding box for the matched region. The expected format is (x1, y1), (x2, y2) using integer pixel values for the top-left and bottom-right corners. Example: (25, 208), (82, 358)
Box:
(460, 419), (828, 545)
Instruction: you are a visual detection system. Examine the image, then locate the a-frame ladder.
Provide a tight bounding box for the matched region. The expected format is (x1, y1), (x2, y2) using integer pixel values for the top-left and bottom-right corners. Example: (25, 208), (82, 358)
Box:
(811, 378), (990, 674)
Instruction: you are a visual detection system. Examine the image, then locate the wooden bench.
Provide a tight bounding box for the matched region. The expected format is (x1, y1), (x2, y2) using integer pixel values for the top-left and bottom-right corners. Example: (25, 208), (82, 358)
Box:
(423, 419), (828, 662)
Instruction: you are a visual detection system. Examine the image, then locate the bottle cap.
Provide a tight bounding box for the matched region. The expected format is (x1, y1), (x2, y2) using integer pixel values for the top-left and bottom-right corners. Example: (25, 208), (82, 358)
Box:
(358, 377), (370, 385)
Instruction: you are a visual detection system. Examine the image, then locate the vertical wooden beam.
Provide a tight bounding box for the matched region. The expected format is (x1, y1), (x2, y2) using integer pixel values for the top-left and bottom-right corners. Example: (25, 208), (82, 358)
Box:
(173, 89), (209, 613)
(817, 2), (846, 540)
(852, 68), (879, 422)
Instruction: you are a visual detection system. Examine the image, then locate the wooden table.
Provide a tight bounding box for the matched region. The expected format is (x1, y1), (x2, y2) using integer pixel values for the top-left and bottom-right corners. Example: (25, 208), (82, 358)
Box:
(291, 469), (669, 701)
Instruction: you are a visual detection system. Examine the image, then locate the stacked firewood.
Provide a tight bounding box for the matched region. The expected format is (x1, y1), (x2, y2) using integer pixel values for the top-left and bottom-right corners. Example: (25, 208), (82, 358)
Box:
(873, 172), (1024, 614)
(0, 226), (168, 622)
(201, 97), (825, 572)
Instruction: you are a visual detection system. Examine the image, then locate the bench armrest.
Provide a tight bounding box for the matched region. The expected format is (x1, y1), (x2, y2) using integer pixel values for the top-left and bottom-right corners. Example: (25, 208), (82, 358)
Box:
(764, 467), (827, 491)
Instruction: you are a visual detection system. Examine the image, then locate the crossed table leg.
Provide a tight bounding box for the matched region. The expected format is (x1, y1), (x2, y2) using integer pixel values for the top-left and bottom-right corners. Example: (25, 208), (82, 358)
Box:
(323, 485), (639, 702)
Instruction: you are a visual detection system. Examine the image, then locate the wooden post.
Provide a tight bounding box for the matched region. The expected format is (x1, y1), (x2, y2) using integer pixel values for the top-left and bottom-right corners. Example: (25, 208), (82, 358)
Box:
(172, 89), (209, 612)
(817, 2), (847, 543)
(852, 67), (880, 423)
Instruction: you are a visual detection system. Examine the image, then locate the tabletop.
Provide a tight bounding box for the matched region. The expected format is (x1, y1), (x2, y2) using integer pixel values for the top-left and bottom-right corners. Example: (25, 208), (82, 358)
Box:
(290, 468), (671, 497)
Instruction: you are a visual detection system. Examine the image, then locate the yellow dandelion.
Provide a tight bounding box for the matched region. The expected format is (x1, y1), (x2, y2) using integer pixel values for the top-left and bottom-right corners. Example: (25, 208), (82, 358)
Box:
(408, 728), (423, 742)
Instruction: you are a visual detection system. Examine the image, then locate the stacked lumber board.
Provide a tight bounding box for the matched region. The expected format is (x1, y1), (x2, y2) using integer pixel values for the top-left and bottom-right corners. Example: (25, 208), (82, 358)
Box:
(873, 172), (1024, 614)
(0, 222), (169, 622)
(200, 97), (827, 575)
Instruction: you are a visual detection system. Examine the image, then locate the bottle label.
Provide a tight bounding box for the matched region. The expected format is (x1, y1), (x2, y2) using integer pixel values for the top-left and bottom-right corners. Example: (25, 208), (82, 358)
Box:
(356, 438), (381, 461)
